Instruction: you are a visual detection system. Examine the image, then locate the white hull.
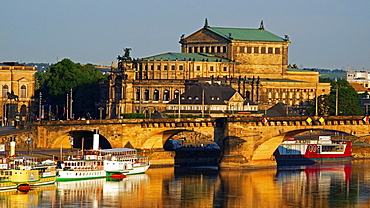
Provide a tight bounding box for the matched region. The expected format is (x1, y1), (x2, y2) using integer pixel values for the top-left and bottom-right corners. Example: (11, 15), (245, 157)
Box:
(0, 185), (18, 190)
(104, 160), (150, 175)
(57, 170), (106, 181)
(127, 164), (150, 175)
(59, 148), (150, 181)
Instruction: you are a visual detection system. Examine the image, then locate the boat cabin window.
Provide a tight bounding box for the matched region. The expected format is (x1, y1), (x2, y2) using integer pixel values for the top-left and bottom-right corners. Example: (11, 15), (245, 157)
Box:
(321, 145), (345, 152)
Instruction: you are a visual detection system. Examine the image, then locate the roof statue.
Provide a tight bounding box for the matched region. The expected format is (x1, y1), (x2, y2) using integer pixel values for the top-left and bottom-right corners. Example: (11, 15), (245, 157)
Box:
(284, 35), (289, 41)
(117, 48), (132, 62)
(259, 20), (265, 30)
(204, 18), (209, 28)
(116, 48), (132, 70)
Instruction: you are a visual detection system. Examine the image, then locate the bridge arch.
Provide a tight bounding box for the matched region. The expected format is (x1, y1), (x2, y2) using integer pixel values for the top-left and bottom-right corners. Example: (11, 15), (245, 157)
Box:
(251, 128), (352, 162)
(50, 130), (111, 149)
(141, 129), (194, 149)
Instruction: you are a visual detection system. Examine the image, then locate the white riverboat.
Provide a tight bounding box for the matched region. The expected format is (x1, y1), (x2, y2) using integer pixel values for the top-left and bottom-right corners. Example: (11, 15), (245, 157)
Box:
(0, 156), (58, 191)
(57, 130), (150, 181)
(0, 137), (58, 191)
(100, 148), (150, 175)
(57, 148), (150, 181)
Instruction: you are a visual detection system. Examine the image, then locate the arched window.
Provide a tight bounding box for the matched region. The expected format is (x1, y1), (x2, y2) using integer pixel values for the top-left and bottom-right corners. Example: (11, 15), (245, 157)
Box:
(20, 105), (27, 116)
(144, 89), (150, 101)
(174, 90), (179, 100)
(153, 90), (159, 101)
(163, 90), (170, 101)
(114, 76), (122, 101)
(245, 91), (251, 100)
(2, 85), (8, 98)
(136, 89), (141, 101)
(20, 85), (26, 98)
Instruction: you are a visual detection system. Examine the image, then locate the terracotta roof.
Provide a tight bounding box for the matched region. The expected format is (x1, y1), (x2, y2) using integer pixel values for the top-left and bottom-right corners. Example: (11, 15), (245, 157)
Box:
(349, 82), (368, 92)
(0, 62), (25, 66)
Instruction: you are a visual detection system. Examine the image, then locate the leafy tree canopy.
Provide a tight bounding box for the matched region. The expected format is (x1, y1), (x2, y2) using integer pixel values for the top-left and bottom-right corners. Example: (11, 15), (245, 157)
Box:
(306, 79), (363, 116)
(329, 79), (363, 116)
(36, 58), (108, 119)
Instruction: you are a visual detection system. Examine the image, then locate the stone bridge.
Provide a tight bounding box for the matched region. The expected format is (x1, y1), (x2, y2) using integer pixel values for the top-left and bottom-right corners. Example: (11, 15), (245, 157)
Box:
(34, 118), (219, 150)
(221, 115), (370, 168)
(9, 115), (370, 168)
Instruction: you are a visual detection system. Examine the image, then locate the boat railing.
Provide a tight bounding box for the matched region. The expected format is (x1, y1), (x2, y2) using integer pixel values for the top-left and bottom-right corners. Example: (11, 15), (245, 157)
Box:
(331, 140), (349, 145)
(0, 170), (12, 181)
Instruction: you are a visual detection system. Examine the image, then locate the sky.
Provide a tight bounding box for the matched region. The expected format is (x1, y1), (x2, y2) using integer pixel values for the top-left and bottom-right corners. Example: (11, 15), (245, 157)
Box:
(1, 0), (369, 70)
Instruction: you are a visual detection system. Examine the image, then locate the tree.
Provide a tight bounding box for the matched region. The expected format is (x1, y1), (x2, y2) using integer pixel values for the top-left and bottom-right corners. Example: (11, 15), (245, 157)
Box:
(330, 79), (363, 115)
(36, 59), (108, 119)
(305, 79), (363, 116)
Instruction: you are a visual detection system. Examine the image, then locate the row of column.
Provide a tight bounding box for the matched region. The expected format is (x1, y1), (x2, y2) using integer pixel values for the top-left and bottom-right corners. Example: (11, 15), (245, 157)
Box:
(135, 62), (236, 80)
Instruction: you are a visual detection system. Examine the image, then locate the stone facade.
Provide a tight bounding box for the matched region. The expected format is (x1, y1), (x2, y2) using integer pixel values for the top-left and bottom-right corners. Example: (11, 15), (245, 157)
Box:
(180, 24), (289, 77)
(0, 63), (36, 123)
(102, 20), (330, 118)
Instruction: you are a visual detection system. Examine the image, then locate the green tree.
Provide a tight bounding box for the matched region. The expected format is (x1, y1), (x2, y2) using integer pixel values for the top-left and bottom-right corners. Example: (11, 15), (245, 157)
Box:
(305, 79), (363, 116)
(36, 58), (108, 119)
(329, 79), (363, 115)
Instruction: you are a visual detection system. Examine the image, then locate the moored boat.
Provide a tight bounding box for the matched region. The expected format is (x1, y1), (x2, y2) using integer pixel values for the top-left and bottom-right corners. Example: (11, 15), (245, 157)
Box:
(57, 131), (150, 181)
(56, 159), (106, 181)
(101, 148), (150, 175)
(0, 137), (58, 191)
(0, 156), (58, 191)
(57, 148), (150, 181)
(274, 136), (352, 165)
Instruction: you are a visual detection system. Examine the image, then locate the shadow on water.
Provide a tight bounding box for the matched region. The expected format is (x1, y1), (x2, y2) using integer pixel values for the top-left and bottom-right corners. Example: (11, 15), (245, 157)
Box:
(174, 148), (221, 167)
(174, 166), (219, 175)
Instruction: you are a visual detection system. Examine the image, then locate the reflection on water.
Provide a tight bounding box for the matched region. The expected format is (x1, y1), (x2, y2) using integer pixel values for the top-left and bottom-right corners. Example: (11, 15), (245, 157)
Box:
(56, 174), (151, 207)
(0, 161), (369, 207)
(0, 185), (57, 208)
(276, 164), (353, 207)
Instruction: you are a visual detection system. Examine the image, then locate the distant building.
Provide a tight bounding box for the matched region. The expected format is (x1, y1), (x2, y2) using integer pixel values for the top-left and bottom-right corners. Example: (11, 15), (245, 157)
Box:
(265, 102), (302, 117)
(349, 82), (368, 94)
(358, 97), (370, 116)
(346, 70), (370, 92)
(0, 62), (36, 124)
(165, 82), (259, 117)
(100, 20), (330, 118)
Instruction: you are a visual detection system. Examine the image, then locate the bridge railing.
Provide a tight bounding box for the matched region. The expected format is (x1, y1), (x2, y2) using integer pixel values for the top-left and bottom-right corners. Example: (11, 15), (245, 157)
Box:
(26, 117), (218, 126)
(24, 115), (369, 128)
(228, 115), (369, 126)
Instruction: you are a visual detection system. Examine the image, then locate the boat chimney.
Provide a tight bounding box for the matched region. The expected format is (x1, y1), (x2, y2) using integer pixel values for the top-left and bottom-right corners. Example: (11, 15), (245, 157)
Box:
(93, 129), (100, 150)
(9, 137), (16, 156)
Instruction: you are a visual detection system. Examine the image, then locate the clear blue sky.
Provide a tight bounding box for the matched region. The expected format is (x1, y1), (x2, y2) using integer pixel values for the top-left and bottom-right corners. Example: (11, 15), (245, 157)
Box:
(1, 0), (369, 70)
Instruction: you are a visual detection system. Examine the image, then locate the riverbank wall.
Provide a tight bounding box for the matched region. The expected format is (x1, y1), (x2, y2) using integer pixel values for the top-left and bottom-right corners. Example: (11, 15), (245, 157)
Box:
(352, 146), (370, 159)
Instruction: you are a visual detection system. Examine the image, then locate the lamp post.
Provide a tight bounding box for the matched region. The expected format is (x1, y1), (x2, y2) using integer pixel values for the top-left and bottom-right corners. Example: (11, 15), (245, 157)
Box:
(335, 84), (339, 116)
(98, 107), (104, 119)
(25, 137), (32, 155)
(69, 137), (74, 151)
(2, 99), (6, 127)
(39, 92), (42, 120)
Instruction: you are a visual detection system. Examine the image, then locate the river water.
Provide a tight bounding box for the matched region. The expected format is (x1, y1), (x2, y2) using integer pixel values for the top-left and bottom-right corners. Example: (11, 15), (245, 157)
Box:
(0, 160), (369, 208)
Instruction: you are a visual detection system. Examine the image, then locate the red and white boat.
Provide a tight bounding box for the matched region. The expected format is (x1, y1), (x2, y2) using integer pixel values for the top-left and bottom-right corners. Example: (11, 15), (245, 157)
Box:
(274, 136), (352, 165)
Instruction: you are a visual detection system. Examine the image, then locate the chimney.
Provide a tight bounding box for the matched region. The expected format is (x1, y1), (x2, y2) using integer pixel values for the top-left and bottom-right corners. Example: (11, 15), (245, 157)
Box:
(93, 129), (100, 150)
(9, 137), (16, 156)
